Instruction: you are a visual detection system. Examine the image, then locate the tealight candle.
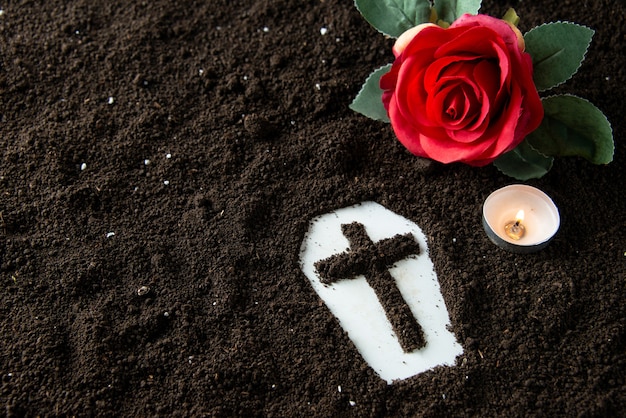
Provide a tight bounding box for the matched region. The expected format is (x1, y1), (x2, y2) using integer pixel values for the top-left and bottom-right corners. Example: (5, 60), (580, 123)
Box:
(482, 185), (560, 253)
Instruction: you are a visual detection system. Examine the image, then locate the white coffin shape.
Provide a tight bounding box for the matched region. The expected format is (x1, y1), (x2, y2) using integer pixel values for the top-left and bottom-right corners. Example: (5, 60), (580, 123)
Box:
(299, 201), (463, 383)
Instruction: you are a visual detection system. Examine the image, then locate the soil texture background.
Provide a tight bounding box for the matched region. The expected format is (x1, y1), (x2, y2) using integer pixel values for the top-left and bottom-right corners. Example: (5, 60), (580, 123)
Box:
(1, 0), (625, 416)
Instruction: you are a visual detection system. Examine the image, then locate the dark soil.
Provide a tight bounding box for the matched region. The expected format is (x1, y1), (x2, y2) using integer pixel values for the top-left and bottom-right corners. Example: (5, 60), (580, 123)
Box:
(1, 0), (625, 416)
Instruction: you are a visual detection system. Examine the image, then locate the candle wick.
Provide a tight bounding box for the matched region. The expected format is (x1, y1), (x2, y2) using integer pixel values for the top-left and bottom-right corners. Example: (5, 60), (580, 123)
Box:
(504, 218), (526, 241)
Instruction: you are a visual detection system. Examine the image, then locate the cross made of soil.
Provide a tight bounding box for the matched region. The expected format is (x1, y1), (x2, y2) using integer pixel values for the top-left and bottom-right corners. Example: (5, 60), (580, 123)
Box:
(315, 222), (426, 352)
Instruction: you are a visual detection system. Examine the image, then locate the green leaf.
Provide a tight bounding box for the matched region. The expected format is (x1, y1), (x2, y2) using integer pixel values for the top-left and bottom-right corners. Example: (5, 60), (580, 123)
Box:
(493, 140), (554, 180)
(354, 0), (432, 38)
(350, 64), (392, 122)
(434, 0), (481, 25)
(524, 22), (594, 91)
(526, 95), (614, 164)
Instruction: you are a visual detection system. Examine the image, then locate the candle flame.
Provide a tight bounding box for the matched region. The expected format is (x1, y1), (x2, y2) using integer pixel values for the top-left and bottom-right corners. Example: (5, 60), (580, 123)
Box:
(516, 209), (525, 223)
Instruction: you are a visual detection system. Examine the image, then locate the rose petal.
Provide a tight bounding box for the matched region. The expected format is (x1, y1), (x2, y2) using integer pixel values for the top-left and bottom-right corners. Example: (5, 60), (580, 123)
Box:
(427, 83), (460, 125)
(393, 23), (438, 57)
(396, 61), (432, 126)
(443, 87), (468, 122)
(386, 97), (427, 156)
(401, 25), (453, 59)
(451, 14), (522, 52)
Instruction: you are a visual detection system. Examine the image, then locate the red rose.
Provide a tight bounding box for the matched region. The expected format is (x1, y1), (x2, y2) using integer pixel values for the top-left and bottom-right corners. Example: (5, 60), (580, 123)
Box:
(380, 14), (544, 166)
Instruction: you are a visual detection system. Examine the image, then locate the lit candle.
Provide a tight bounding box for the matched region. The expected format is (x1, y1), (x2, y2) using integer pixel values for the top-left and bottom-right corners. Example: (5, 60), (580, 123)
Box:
(482, 185), (560, 253)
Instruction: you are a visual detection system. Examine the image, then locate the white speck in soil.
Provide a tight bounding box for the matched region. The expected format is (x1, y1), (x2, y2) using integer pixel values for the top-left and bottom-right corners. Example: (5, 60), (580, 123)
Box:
(137, 286), (150, 296)
(80, 162), (87, 171)
(163, 180), (170, 185)
(320, 27), (328, 35)
(106, 232), (115, 238)
(107, 96), (114, 105)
